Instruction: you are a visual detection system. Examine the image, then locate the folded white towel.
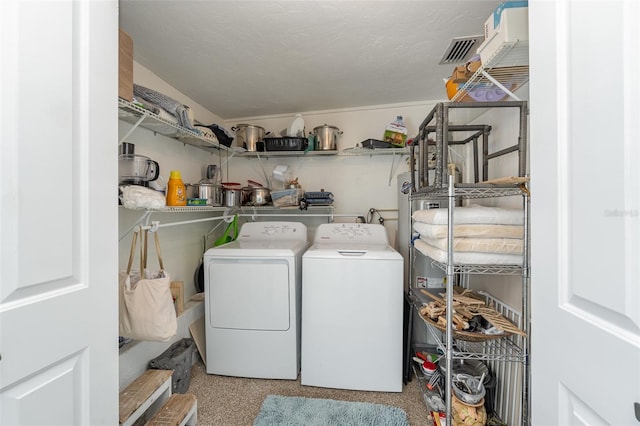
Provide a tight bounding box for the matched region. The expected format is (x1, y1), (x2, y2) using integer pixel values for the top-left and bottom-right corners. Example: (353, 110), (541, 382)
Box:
(412, 205), (523, 225)
(413, 222), (524, 239)
(414, 238), (522, 265)
(420, 236), (523, 255)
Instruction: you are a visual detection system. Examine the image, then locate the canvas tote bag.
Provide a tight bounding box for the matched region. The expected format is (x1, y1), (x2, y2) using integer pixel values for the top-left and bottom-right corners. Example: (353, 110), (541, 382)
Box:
(119, 228), (177, 341)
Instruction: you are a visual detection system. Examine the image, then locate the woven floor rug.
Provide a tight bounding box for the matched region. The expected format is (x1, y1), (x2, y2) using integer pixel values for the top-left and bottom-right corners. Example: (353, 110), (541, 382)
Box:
(253, 394), (410, 426)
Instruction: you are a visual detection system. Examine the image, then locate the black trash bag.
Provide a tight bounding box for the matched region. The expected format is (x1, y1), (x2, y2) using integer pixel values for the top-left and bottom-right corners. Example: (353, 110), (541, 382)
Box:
(198, 123), (234, 147)
(149, 338), (196, 394)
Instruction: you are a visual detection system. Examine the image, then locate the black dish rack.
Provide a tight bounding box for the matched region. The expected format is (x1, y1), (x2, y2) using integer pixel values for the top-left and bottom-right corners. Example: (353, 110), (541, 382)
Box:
(300, 190), (333, 209)
(264, 137), (308, 151)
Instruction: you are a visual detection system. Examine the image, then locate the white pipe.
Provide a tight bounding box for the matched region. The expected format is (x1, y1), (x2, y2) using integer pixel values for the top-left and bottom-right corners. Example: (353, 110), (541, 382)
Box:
(136, 212), (368, 232)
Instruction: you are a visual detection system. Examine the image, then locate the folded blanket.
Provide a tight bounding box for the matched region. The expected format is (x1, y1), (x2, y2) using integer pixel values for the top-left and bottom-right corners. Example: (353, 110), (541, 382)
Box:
(132, 96), (161, 115)
(413, 222), (523, 239)
(412, 205), (523, 225)
(133, 84), (199, 133)
(414, 238), (522, 265)
(420, 236), (523, 255)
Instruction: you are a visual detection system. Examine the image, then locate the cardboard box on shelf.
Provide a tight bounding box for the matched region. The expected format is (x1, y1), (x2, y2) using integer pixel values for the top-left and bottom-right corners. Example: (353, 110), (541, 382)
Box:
(450, 65), (469, 83)
(119, 29), (133, 101)
(466, 59), (482, 74)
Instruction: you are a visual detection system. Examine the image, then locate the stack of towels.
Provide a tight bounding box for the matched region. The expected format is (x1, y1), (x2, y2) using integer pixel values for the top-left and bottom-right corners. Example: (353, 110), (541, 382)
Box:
(412, 205), (524, 265)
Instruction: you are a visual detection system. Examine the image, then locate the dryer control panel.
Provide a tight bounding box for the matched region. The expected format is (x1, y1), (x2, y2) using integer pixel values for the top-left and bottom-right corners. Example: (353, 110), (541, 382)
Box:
(237, 221), (307, 241)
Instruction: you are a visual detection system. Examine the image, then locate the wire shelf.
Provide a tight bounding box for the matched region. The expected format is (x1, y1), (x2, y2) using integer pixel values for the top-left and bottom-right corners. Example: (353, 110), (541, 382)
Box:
(238, 150), (337, 158)
(411, 290), (526, 363)
(430, 260), (523, 275)
(411, 183), (527, 200)
(452, 40), (529, 103)
(237, 147), (410, 158)
(118, 99), (232, 153)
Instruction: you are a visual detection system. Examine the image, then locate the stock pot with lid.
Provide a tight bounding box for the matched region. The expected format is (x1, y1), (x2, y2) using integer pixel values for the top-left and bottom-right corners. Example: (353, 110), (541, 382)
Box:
(232, 124), (269, 151)
(312, 124), (342, 151)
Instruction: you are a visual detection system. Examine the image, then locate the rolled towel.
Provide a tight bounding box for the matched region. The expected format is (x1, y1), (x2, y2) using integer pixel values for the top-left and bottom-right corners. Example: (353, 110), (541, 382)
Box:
(133, 84), (200, 133)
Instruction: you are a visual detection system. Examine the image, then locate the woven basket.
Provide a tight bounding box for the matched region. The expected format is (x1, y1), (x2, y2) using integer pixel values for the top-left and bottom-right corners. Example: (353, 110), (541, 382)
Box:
(418, 311), (511, 342)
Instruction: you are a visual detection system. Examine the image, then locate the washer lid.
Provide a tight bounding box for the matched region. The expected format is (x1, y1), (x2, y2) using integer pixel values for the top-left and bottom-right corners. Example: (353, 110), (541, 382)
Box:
(303, 242), (402, 260)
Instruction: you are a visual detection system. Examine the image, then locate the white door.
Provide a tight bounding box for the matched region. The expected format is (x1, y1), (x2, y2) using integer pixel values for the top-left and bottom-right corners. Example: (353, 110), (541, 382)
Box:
(0, 1), (118, 424)
(530, 1), (640, 424)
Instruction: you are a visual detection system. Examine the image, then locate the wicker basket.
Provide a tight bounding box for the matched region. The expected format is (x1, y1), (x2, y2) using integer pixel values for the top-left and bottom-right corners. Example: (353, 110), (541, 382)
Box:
(418, 311), (511, 342)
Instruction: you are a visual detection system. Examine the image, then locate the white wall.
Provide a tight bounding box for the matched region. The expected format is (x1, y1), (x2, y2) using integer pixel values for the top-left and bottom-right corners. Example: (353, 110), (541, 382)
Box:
(123, 62), (529, 301)
(222, 101), (443, 247)
(120, 60), (530, 377)
(120, 63), (230, 304)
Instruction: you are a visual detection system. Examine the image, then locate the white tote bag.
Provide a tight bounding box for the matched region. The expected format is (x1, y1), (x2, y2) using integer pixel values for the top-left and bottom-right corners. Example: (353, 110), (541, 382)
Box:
(119, 228), (177, 341)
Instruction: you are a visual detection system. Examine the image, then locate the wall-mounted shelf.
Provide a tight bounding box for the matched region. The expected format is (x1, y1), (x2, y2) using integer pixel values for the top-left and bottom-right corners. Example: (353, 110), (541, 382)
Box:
(339, 147), (410, 157)
(452, 40), (529, 103)
(118, 99), (233, 153)
(122, 204), (334, 214)
(236, 150), (337, 158)
(236, 146), (410, 158)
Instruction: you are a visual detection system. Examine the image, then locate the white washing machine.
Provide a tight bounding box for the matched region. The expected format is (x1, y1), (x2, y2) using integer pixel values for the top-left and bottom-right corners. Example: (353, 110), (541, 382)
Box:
(301, 223), (404, 392)
(204, 221), (308, 379)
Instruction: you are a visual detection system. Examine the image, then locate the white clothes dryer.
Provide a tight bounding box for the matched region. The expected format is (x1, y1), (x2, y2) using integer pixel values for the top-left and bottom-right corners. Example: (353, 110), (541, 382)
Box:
(301, 223), (404, 392)
(204, 221), (308, 379)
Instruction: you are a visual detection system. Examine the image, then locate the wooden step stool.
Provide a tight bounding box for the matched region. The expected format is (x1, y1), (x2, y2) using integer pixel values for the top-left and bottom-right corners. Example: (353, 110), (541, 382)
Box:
(146, 393), (197, 426)
(119, 369), (173, 426)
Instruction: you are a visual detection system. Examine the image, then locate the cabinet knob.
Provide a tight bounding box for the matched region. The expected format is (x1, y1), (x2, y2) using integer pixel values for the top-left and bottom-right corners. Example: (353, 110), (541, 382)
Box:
(635, 402), (640, 422)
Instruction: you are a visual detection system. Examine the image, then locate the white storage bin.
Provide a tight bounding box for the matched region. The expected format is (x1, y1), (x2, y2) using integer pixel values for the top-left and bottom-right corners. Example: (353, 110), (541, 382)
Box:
(476, 1), (529, 67)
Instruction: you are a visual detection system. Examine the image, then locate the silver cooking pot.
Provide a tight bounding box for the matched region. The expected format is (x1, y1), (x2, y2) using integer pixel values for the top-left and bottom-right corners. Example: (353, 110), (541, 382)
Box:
(313, 124), (343, 151)
(232, 124), (269, 151)
(250, 187), (271, 206)
(223, 187), (243, 207)
(186, 183), (222, 206)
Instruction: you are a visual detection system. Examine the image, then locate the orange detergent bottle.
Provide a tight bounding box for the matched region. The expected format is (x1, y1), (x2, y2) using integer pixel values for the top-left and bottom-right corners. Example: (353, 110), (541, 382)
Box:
(166, 170), (186, 206)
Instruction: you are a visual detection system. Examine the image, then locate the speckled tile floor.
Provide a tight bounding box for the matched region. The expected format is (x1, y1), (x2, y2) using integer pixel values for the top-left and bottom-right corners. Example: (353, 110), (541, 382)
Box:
(186, 360), (431, 426)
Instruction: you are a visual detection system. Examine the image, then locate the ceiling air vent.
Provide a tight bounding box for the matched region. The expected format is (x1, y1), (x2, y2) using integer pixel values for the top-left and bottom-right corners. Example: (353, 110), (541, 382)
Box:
(439, 35), (484, 65)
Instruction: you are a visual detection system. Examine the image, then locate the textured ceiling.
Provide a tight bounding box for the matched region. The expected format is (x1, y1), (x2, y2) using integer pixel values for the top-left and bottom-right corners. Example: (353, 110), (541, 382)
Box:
(119, 0), (501, 119)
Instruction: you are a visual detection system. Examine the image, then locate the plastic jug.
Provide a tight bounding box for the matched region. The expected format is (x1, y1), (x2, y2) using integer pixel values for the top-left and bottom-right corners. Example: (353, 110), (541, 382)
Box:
(383, 116), (408, 147)
(166, 170), (187, 206)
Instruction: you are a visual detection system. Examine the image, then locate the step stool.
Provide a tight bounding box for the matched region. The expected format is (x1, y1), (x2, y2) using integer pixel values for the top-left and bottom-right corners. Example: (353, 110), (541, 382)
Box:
(146, 393), (197, 426)
(119, 369), (173, 426)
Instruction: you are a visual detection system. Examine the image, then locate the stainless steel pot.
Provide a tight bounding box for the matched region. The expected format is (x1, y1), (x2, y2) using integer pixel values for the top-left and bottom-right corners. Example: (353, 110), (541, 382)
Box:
(250, 187), (271, 206)
(198, 183), (222, 206)
(223, 188), (243, 207)
(312, 124), (343, 151)
(186, 183), (222, 206)
(232, 124), (268, 151)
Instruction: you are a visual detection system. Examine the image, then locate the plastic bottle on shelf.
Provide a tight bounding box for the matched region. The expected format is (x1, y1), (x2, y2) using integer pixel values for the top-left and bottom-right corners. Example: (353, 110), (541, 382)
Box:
(383, 115), (408, 147)
(166, 170), (186, 206)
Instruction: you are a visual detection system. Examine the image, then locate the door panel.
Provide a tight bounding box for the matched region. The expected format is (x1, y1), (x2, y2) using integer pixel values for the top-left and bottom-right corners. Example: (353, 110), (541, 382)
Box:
(559, 384), (608, 425)
(530, 1), (640, 424)
(1, 352), (86, 425)
(0, 0), (118, 424)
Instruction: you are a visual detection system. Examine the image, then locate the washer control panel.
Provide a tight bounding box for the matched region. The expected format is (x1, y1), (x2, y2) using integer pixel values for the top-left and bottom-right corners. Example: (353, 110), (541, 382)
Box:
(314, 223), (388, 244)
